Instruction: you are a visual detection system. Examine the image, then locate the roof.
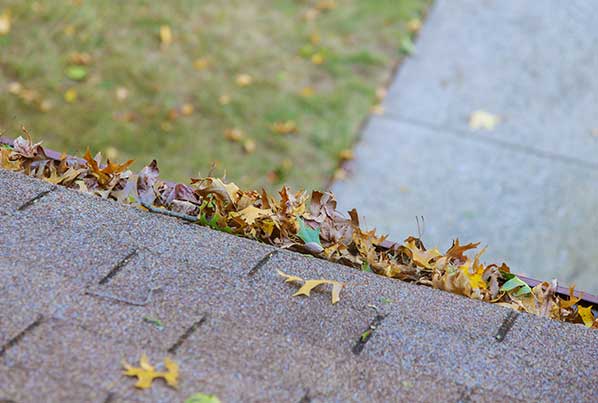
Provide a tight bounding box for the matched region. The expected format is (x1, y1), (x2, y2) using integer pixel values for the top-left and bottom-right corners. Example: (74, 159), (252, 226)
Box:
(1, 168), (597, 402)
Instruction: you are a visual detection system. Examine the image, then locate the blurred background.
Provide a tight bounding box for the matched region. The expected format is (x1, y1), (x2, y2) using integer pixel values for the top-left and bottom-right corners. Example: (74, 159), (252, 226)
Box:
(0, 0), (428, 191)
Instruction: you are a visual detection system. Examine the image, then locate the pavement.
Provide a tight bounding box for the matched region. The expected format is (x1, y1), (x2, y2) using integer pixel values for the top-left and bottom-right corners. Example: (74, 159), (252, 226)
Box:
(332, 0), (598, 294)
(1, 169), (598, 402)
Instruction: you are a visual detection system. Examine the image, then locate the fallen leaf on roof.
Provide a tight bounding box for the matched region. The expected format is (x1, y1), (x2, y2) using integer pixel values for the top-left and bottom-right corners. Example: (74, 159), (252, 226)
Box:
(277, 270), (344, 304)
(185, 393), (222, 403)
(469, 110), (500, 131)
(122, 353), (178, 389)
(578, 305), (595, 328)
(3, 133), (595, 329)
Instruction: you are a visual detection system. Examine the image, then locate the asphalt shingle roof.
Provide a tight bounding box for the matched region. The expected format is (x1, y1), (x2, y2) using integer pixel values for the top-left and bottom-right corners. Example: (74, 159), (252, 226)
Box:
(1, 168), (597, 402)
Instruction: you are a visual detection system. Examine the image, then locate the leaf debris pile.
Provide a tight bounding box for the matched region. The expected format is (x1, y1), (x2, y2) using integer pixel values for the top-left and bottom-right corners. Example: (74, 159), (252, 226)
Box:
(1, 133), (596, 328)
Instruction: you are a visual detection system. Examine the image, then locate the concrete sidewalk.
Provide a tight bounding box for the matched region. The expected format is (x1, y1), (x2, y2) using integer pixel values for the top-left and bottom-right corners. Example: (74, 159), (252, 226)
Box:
(332, 0), (598, 293)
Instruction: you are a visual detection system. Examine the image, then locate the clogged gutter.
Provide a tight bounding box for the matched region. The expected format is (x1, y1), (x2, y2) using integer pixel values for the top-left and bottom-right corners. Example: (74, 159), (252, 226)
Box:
(1, 132), (596, 329)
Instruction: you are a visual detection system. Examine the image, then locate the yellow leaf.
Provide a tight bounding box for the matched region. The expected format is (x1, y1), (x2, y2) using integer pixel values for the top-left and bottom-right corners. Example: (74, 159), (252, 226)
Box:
(560, 286), (581, 309)
(64, 89), (78, 103)
(193, 57), (210, 71)
(406, 18), (422, 33)
(243, 138), (256, 154)
(405, 239), (441, 269)
(231, 205), (271, 225)
(578, 305), (595, 328)
(458, 260), (487, 290)
(311, 53), (324, 65)
(224, 128), (244, 142)
(338, 149), (353, 161)
(299, 87), (315, 97)
(160, 25), (172, 47)
(219, 94), (231, 105)
(181, 103), (194, 116)
(310, 32), (321, 45)
(236, 74), (253, 87)
(122, 353), (179, 389)
(277, 270), (344, 304)
(469, 110), (500, 131)
(271, 121), (297, 135)
(0, 10), (11, 35)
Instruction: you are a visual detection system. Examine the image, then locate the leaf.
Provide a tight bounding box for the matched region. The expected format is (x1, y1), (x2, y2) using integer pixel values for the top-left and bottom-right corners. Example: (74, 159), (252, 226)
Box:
(404, 239), (441, 269)
(193, 57), (210, 71)
(271, 120), (298, 135)
(122, 353), (178, 389)
(0, 9), (11, 35)
(185, 393), (222, 403)
(160, 25), (173, 47)
(297, 217), (321, 245)
(500, 276), (532, 297)
(231, 205), (271, 225)
(399, 37), (416, 55)
(578, 306), (595, 328)
(236, 74), (253, 86)
(66, 66), (88, 81)
(143, 316), (164, 330)
(64, 88), (78, 103)
(277, 270), (344, 304)
(469, 110), (500, 131)
(445, 239), (480, 263)
(406, 18), (422, 33)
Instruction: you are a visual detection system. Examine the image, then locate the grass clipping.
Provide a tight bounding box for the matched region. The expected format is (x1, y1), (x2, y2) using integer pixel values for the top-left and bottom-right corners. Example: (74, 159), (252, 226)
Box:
(1, 133), (596, 329)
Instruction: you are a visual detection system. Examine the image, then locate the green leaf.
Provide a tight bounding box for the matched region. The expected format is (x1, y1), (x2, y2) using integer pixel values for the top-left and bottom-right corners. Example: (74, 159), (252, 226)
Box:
(185, 393), (222, 403)
(500, 276), (532, 297)
(361, 262), (372, 273)
(296, 217), (321, 246)
(66, 65), (88, 81)
(143, 316), (164, 330)
(399, 37), (416, 55)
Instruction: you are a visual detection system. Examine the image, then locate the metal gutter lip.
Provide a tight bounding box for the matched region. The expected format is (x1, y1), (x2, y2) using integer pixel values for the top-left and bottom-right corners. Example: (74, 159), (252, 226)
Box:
(2, 136), (597, 305)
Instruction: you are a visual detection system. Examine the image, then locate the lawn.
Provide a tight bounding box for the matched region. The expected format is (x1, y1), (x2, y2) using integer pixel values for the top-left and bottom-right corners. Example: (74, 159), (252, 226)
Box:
(0, 0), (428, 191)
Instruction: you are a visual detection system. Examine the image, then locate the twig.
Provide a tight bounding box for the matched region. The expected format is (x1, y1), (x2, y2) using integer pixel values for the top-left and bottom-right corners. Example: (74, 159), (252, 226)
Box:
(141, 202), (198, 223)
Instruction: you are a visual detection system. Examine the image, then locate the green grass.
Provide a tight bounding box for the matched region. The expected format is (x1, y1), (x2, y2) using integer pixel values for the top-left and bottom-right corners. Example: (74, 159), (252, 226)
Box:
(0, 0), (428, 191)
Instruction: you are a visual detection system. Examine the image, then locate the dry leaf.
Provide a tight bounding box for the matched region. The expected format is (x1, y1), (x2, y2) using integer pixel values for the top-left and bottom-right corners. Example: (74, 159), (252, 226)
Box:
(300, 87), (315, 97)
(338, 149), (353, 161)
(193, 57), (209, 71)
(181, 103), (194, 116)
(271, 121), (297, 135)
(0, 10), (11, 35)
(160, 25), (173, 47)
(406, 18), (422, 33)
(469, 110), (500, 131)
(230, 205), (271, 225)
(243, 139), (256, 154)
(316, 0), (337, 11)
(122, 353), (178, 389)
(64, 89), (78, 103)
(116, 87), (129, 101)
(219, 94), (231, 105)
(69, 52), (92, 65)
(578, 305), (595, 328)
(224, 128), (244, 142)
(277, 270), (344, 304)
(311, 53), (324, 65)
(236, 74), (253, 87)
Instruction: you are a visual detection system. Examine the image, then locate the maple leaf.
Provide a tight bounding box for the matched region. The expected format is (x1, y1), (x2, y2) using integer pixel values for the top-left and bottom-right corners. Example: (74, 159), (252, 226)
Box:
(122, 353), (178, 389)
(277, 270), (344, 304)
(445, 239), (480, 264)
(500, 274), (532, 297)
(230, 205), (271, 225)
(404, 239), (441, 269)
